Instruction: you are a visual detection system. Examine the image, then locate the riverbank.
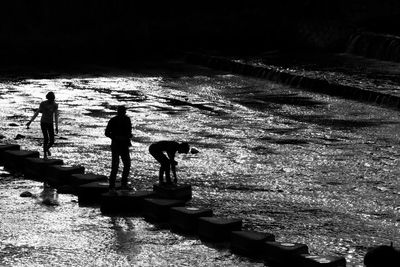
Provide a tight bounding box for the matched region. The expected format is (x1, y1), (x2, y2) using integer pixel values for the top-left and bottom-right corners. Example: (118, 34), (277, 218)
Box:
(185, 51), (400, 111)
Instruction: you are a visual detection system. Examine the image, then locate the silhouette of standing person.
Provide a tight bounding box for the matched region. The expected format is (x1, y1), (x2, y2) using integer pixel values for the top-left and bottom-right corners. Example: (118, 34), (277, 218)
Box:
(149, 141), (190, 185)
(26, 92), (59, 159)
(105, 106), (132, 191)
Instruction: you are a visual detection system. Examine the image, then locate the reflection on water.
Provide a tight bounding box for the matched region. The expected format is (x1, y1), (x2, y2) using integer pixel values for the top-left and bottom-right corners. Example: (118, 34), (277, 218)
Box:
(0, 62), (399, 266)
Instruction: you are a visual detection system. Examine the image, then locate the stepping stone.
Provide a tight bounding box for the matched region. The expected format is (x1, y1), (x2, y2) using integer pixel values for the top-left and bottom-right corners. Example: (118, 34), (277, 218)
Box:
(169, 207), (213, 234)
(153, 183), (192, 200)
(69, 173), (108, 186)
(46, 165), (85, 186)
(230, 230), (275, 257)
(198, 217), (242, 242)
(23, 158), (64, 180)
(142, 198), (186, 222)
(78, 181), (116, 204)
(263, 241), (309, 266)
(0, 143), (20, 165)
(298, 254), (347, 267)
(57, 184), (77, 195)
(100, 190), (156, 215)
(3, 150), (40, 172)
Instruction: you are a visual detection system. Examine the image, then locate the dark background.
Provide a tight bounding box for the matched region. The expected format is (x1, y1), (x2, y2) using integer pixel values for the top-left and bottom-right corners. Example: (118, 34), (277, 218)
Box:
(1, 0), (400, 65)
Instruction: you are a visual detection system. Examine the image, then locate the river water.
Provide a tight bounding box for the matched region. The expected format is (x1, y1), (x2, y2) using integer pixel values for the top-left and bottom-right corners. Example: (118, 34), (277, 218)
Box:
(0, 61), (399, 266)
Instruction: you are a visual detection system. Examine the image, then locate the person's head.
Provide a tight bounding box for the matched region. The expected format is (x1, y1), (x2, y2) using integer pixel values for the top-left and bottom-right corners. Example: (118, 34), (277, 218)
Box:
(364, 245), (400, 267)
(117, 105), (127, 116)
(46, 92), (55, 102)
(177, 142), (190, 154)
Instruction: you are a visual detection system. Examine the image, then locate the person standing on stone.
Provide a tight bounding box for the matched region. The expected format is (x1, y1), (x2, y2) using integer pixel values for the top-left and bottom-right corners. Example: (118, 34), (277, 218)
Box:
(26, 92), (59, 159)
(149, 141), (191, 185)
(105, 105), (132, 191)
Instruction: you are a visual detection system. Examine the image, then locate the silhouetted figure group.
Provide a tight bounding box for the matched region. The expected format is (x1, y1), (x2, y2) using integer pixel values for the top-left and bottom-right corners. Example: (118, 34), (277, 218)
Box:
(26, 93), (197, 192)
(105, 106), (195, 191)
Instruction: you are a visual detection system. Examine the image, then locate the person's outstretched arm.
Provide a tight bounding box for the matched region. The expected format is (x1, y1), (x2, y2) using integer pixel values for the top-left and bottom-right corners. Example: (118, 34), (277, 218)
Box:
(26, 109), (40, 128)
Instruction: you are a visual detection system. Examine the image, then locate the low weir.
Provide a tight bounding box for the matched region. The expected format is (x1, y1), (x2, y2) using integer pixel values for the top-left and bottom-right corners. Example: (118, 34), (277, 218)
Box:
(0, 142), (349, 266)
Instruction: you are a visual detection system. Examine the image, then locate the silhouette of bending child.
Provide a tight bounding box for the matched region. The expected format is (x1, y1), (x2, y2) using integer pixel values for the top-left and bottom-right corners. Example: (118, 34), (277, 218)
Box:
(149, 141), (190, 185)
(26, 92), (59, 159)
(105, 106), (132, 191)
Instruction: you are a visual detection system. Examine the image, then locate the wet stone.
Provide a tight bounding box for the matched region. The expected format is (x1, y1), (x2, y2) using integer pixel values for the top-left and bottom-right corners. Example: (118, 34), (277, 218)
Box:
(0, 144), (20, 164)
(69, 173), (107, 186)
(169, 207), (213, 234)
(57, 185), (76, 195)
(142, 198), (186, 223)
(46, 165), (85, 186)
(263, 241), (309, 266)
(198, 217), (242, 242)
(77, 181), (116, 205)
(20, 191), (33, 197)
(298, 254), (347, 267)
(23, 158), (64, 181)
(100, 190), (156, 215)
(3, 150), (40, 172)
(153, 183), (192, 201)
(230, 230), (275, 258)
(14, 134), (25, 140)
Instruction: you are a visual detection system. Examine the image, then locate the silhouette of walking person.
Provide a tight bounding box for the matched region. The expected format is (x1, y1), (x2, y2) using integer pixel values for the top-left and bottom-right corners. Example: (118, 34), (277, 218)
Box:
(149, 141), (190, 185)
(105, 106), (132, 192)
(26, 92), (59, 159)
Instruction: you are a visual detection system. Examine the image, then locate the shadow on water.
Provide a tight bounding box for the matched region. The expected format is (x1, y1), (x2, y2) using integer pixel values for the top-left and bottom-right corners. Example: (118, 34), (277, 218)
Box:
(251, 145), (279, 155)
(159, 96), (221, 114)
(254, 94), (326, 107)
(235, 94), (326, 110)
(285, 114), (397, 129)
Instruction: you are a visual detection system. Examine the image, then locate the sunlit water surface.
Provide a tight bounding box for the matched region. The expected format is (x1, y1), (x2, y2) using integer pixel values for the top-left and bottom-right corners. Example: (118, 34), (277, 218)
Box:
(0, 62), (399, 266)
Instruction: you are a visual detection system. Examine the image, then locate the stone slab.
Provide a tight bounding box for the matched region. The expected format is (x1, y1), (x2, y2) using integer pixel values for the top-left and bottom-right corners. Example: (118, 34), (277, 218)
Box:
(263, 241), (309, 266)
(230, 230), (275, 257)
(100, 190), (156, 215)
(298, 254), (347, 267)
(46, 165), (85, 186)
(169, 207), (213, 234)
(142, 198), (186, 222)
(77, 181), (113, 204)
(23, 158), (64, 180)
(153, 183), (192, 200)
(0, 144), (20, 165)
(70, 173), (108, 186)
(3, 150), (40, 172)
(198, 217), (242, 242)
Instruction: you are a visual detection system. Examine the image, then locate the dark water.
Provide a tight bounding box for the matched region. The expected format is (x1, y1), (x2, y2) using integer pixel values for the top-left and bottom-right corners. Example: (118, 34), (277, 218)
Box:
(0, 62), (399, 266)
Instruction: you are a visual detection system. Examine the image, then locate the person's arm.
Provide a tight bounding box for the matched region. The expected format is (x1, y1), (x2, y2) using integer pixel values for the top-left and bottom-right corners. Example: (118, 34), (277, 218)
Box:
(168, 150), (177, 182)
(54, 104), (59, 134)
(105, 119), (112, 139)
(26, 109), (40, 128)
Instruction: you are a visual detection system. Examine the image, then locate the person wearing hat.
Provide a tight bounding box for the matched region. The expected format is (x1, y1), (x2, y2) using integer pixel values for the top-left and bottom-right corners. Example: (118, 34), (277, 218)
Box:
(26, 92), (59, 159)
(105, 105), (133, 191)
